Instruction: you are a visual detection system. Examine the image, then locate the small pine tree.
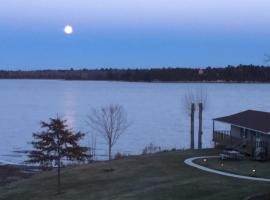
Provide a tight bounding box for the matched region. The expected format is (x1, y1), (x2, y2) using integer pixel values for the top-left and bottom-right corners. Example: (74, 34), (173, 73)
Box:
(28, 117), (89, 193)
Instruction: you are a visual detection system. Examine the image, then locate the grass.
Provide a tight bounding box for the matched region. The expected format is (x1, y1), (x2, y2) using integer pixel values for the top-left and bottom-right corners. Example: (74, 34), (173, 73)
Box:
(0, 165), (32, 186)
(194, 157), (270, 178)
(0, 148), (270, 200)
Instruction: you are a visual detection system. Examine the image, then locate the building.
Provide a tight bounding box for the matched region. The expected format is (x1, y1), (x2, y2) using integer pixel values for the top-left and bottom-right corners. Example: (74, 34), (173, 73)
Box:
(213, 110), (270, 160)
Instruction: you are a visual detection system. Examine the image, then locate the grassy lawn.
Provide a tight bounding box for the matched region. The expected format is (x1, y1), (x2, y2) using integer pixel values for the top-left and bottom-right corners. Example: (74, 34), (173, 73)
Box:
(194, 157), (270, 178)
(0, 149), (270, 200)
(0, 165), (33, 186)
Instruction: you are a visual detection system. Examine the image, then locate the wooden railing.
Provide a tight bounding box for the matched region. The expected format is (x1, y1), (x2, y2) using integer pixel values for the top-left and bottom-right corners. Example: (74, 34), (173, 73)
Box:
(213, 130), (253, 155)
(213, 130), (232, 145)
(213, 130), (269, 158)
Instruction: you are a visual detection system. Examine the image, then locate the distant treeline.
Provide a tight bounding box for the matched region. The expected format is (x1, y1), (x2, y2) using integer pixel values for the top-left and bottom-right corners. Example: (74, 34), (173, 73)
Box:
(1, 65), (270, 82)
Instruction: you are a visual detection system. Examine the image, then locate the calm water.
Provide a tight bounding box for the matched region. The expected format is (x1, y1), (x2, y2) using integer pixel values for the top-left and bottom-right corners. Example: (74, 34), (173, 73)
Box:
(1, 80), (270, 164)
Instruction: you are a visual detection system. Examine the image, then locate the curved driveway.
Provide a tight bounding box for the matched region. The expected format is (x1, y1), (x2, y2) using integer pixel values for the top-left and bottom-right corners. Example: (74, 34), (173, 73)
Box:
(184, 156), (270, 182)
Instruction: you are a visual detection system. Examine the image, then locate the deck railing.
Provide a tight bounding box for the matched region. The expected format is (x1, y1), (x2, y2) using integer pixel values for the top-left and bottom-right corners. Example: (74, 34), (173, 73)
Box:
(213, 130), (269, 158)
(213, 130), (231, 144)
(213, 130), (253, 155)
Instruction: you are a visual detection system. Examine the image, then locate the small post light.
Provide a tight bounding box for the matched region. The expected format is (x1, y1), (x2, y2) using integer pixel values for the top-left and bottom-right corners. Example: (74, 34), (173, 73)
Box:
(220, 163), (224, 167)
(252, 169), (256, 177)
(203, 158), (207, 163)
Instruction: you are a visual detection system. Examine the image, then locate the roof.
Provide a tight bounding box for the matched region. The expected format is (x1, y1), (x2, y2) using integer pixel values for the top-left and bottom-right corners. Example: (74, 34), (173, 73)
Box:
(214, 110), (270, 133)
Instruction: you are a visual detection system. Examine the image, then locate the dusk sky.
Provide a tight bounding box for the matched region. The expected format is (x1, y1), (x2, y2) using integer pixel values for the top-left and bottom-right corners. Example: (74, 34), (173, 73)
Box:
(1, 0), (270, 69)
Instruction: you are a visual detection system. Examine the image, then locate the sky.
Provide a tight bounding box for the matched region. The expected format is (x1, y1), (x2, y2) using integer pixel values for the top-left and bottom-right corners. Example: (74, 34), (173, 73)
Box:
(1, 0), (270, 69)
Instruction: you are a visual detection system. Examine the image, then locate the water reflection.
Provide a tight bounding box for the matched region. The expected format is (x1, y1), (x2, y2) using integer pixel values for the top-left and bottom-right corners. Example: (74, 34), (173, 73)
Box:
(62, 88), (76, 128)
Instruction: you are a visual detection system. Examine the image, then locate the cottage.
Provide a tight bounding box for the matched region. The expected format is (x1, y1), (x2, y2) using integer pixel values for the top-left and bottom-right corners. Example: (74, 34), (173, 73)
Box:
(213, 110), (270, 160)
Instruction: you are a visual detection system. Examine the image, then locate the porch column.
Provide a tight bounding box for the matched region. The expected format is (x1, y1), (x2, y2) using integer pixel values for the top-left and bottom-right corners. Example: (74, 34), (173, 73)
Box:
(213, 120), (216, 147)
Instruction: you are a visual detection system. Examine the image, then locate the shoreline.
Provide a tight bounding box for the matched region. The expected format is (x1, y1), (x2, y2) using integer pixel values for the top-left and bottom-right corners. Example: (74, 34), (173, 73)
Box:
(0, 78), (270, 84)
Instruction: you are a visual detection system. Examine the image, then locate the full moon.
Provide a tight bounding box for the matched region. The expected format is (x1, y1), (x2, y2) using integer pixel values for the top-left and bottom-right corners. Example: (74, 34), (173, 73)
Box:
(64, 25), (73, 34)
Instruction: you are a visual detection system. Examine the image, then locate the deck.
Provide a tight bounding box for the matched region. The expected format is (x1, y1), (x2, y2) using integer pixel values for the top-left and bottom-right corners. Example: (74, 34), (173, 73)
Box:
(213, 131), (254, 155)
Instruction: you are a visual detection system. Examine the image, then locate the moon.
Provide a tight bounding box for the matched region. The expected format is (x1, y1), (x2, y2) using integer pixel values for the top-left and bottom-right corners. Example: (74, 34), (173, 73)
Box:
(64, 25), (73, 34)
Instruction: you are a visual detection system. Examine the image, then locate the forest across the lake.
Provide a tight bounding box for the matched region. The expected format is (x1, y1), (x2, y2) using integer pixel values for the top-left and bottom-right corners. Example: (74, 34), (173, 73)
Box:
(1, 65), (270, 82)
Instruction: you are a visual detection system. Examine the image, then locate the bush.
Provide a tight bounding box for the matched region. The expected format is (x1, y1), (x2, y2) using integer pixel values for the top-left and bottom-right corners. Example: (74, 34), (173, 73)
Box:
(114, 152), (128, 160)
(142, 143), (161, 155)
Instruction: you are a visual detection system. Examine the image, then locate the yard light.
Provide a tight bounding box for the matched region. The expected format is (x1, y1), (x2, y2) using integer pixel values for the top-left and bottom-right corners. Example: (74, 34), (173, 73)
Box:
(203, 158), (207, 162)
(251, 169), (256, 177)
(220, 163), (224, 167)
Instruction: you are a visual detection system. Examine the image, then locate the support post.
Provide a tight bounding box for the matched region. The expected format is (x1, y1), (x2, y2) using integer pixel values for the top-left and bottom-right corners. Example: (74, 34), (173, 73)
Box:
(198, 103), (203, 149)
(213, 120), (216, 147)
(190, 103), (195, 149)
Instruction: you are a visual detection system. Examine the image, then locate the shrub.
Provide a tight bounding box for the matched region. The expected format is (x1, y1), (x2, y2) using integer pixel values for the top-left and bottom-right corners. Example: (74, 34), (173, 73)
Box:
(142, 143), (161, 155)
(114, 152), (128, 160)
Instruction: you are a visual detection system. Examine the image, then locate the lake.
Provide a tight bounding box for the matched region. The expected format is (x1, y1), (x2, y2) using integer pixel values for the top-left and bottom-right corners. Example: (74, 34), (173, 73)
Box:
(1, 80), (270, 164)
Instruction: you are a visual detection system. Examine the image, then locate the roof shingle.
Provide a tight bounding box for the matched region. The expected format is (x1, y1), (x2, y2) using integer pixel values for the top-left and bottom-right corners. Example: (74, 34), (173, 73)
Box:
(214, 110), (270, 133)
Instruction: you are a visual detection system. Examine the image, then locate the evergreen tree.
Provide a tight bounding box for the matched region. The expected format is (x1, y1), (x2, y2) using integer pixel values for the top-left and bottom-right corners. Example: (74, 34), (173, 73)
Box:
(28, 117), (89, 193)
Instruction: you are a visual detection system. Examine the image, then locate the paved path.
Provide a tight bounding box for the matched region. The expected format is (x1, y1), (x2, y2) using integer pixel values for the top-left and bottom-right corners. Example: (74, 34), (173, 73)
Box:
(184, 156), (270, 182)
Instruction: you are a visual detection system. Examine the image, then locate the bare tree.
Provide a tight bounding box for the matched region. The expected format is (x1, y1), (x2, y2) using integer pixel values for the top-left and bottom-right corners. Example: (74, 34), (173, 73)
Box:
(196, 88), (207, 149)
(183, 90), (196, 149)
(85, 131), (97, 162)
(89, 133), (97, 161)
(87, 104), (129, 160)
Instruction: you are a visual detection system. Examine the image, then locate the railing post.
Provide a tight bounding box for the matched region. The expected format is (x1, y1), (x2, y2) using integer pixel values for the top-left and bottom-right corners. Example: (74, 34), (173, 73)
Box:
(213, 120), (216, 147)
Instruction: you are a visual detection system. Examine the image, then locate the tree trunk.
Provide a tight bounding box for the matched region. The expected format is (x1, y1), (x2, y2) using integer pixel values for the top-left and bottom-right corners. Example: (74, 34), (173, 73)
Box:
(198, 103), (203, 149)
(108, 143), (112, 161)
(190, 103), (195, 149)
(57, 158), (61, 194)
(56, 132), (61, 194)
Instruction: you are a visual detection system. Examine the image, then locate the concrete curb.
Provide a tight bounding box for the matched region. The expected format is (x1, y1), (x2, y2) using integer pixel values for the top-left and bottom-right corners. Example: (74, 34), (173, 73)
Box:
(184, 156), (270, 182)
